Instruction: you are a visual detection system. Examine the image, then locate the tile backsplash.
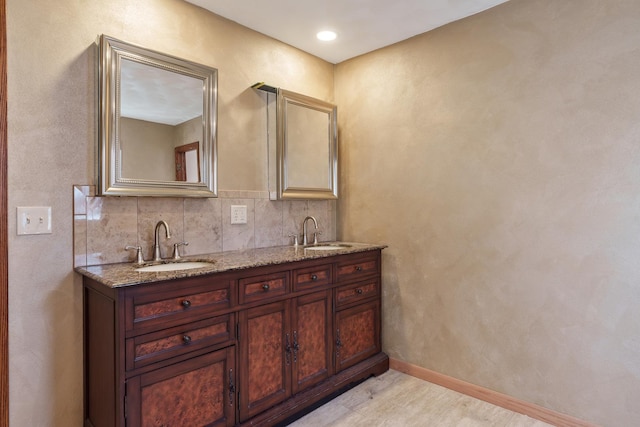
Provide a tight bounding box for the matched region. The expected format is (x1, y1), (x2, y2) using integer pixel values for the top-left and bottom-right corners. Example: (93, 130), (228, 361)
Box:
(73, 185), (336, 267)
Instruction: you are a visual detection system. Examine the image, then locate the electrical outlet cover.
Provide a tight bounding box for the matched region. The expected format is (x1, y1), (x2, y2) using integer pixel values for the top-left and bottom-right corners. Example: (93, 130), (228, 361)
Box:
(230, 205), (248, 224)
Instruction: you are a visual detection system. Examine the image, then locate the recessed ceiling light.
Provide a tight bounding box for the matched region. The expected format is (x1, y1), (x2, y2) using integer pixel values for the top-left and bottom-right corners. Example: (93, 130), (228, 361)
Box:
(316, 31), (337, 41)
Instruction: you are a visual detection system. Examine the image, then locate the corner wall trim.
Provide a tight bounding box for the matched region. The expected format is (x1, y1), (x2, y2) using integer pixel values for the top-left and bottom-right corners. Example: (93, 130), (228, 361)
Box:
(389, 358), (597, 427)
(0, 0), (8, 424)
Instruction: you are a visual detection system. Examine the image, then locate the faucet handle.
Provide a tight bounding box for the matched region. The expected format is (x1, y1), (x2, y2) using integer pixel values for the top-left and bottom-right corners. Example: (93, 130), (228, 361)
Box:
(288, 234), (300, 247)
(172, 242), (189, 260)
(125, 245), (144, 264)
(313, 231), (322, 245)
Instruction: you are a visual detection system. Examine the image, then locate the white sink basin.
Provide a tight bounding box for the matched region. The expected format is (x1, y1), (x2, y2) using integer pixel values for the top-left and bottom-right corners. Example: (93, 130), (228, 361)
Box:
(135, 261), (214, 272)
(304, 244), (352, 251)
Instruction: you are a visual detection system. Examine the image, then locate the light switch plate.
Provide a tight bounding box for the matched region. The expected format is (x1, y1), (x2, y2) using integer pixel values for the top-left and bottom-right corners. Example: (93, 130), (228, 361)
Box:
(230, 205), (247, 225)
(17, 206), (52, 235)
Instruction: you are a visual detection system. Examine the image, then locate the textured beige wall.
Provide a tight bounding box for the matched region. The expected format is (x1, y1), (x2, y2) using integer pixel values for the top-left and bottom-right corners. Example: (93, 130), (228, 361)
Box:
(120, 118), (175, 180)
(336, 1), (640, 426)
(6, 0), (333, 424)
(10, 0), (640, 425)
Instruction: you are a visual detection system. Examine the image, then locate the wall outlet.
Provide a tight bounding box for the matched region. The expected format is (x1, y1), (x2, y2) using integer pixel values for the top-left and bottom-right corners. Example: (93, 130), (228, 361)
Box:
(17, 206), (52, 235)
(230, 205), (248, 224)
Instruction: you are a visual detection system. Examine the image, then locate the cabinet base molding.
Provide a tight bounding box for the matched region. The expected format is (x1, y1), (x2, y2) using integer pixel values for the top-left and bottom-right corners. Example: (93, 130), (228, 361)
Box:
(240, 352), (389, 427)
(389, 358), (597, 427)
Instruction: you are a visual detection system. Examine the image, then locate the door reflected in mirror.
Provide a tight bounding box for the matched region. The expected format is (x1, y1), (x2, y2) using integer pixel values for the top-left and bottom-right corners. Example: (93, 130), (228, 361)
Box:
(175, 142), (201, 182)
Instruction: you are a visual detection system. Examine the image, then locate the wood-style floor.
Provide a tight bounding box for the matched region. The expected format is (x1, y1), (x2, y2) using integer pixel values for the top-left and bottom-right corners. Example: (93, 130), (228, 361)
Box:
(288, 370), (553, 426)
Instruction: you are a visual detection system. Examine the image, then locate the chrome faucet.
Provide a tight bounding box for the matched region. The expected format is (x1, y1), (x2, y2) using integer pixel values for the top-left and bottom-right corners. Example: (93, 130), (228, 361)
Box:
(302, 216), (318, 246)
(153, 220), (171, 261)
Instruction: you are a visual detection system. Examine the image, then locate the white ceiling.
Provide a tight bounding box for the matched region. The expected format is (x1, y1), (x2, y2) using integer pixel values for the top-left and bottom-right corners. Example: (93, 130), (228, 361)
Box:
(120, 58), (204, 125)
(185, 0), (511, 64)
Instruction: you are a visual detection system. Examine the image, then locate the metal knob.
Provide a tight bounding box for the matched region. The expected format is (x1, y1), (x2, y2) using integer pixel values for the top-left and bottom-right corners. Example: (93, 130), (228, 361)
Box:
(262, 283), (270, 291)
(182, 335), (192, 344)
(311, 274), (318, 281)
(356, 288), (363, 295)
(182, 300), (191, 308)
(355, 266), (363, 272)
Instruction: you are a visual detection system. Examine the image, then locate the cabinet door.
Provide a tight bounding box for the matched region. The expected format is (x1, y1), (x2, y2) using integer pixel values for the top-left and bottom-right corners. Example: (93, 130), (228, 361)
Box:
(335, 300), (380, 373)
(291, 290), (333, 395)
(127, 346), (236, 427)
(239, 300), (291, 422)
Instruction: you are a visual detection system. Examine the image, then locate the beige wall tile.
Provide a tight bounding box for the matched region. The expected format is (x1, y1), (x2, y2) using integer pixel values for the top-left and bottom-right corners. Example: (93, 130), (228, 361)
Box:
(137, 198), (185, 261)
(184, 197), (222, 255)
(86, 196), (138, 265)
(307, 200), (331, 243)
(255, 198), (283, 248)
(73, 215), (87, 267)
(283, 200), (309, 244)
(221, 198), (255, 251)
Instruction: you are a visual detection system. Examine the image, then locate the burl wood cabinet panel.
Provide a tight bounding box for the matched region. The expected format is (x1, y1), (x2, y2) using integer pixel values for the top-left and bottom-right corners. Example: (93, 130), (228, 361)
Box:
(127, 347), (236, 427)
(238, 300), (291, 422)
(291, 290), (332, 395)
(82, 249), (387, 427)
(335, 300), (381, 373)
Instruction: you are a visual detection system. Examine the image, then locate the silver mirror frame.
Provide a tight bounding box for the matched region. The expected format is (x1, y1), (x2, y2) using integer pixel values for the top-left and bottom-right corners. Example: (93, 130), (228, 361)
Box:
(97, 35), (218, 197)
(276, 89), (338, 200)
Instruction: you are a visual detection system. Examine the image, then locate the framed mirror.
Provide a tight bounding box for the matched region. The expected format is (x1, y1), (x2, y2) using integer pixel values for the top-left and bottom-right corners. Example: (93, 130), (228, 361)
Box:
(275, 89), (338, 200)
(97, 35), (218, 197)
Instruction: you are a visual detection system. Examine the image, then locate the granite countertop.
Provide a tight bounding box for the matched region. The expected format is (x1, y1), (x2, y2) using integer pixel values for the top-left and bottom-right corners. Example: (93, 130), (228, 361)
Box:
(75, 242), (386, 288)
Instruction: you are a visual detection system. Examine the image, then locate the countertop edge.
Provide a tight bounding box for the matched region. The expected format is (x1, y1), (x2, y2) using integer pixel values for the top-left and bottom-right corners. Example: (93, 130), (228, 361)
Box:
(75, 242), (387, 288)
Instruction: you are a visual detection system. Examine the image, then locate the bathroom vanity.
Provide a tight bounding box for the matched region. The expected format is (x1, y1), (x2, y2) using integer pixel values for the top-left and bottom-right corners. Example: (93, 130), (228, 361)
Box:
(77, 243), (387, 427)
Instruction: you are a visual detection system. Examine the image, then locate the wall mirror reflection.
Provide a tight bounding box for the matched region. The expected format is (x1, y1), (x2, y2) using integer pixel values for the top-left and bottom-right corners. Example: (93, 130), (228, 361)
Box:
(98, 35), (218, 197)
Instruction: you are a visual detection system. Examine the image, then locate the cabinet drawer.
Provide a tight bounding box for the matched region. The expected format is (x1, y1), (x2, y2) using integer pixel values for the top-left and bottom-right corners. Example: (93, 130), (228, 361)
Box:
(239, 271), (288, 304)
(335, 279), (379, 309)
(336, 252), (379, 282)
(125, 277), (234, 333)
(292, 263), (332, 291)
(126, 314), (235, 371)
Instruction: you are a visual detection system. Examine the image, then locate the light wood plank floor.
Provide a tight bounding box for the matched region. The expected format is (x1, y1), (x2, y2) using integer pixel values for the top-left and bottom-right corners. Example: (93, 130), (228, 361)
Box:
(288, 370), (553, 426)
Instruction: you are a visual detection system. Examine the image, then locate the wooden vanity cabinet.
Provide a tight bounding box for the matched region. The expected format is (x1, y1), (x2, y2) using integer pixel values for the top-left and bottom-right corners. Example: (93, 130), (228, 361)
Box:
(82, 249), (387, 427)
(83, 273), (237, 427)
(238, 290), (332, 422)
(333, 253), (382, 373)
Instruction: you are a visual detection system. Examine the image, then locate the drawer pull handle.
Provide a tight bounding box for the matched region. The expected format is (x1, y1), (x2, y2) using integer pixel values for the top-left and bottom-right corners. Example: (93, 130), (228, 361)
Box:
(182, 335), (192, 344)
(262, 283), (270, 291)
(356, 288), (363, 295)
(181, 300), (191, 308)
(311, 274), (318, 281)
(355, 266), (363, 272)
